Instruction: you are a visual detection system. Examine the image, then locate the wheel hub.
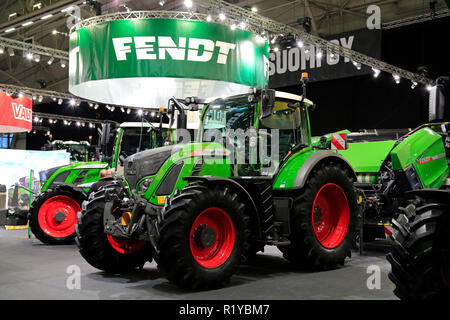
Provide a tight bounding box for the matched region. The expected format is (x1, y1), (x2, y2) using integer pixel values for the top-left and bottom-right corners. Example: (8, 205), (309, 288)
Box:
(54, 212), (66, 223)
(313, 206), (324, 226)
(194, 224), (217, 248)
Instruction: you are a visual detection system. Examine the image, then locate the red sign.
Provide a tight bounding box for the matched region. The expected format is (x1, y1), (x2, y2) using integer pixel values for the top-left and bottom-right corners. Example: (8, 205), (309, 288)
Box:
(0, 92), (33, 133)
(331, 133), (348, 150)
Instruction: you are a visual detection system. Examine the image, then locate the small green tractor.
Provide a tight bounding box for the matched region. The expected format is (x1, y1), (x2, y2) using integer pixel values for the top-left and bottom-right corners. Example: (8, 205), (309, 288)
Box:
(29, 103), (196, 244)
(42, 140), (94, 162)
(76, 87), (360, 289)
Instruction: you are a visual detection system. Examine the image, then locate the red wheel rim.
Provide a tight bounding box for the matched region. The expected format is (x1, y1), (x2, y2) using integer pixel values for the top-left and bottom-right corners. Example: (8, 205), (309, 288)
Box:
(106, 208), (145, 254)
(189, 207), (235, 269)
(106, 234), (145, 254)
(38, 195), (80, 238)
(311, 183), (349, 249)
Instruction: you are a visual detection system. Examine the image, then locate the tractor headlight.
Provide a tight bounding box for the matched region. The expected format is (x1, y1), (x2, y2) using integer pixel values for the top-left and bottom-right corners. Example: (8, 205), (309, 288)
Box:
(138, 178), (154, 194)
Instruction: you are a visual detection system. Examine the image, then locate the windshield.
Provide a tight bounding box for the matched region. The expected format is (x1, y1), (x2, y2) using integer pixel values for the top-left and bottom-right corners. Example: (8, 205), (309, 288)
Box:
(201, 94), (254, 143)
(120, 127), (174, 158)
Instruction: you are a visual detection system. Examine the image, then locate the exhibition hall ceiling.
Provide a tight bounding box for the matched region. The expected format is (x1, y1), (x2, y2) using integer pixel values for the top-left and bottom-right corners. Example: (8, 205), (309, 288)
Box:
(0, 0), (448, 93)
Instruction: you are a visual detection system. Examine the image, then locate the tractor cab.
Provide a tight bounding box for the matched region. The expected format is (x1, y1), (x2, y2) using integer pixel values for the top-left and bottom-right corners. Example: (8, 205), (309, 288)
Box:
(199, 90), (315, 176)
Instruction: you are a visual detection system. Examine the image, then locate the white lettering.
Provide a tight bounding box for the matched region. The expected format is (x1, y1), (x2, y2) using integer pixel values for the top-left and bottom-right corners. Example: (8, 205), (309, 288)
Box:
(135, 36), (157, 60)
(215, 41), (236, 64)
(187, 38), (214, 62)
(158, 36), (186, 60)
(112, 37), (132, 61)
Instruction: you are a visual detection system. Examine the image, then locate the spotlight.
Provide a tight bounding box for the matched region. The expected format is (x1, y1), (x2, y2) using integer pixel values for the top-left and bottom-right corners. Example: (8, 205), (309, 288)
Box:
(230, 23), (236, 31)
(352, 61), (361, 70)
(52, 29), (57, 35)
(110, 106), (115, 112)
(206, 14), (212, 22)
(18, 92), (23, 98)
(8, 48), (14, 56)
(427, 84), (433, 91)
(411, 81), (418, 89)
(127, 108), (131, 114)
(76, 121), (80, 127)
(94, 104), (99, 109)
(184, 0), (193, 9)
(58, 98), (63, 105)
(219, 12), (226, 21)
(25, 51), (33, 60)
(120, 107), (125, 113)
(151, 111), (156, 117)
(158, 0), (166, 6)
(0, 46), (4, 54)
(70, 99), (76, 106)
(251, 7), (258, 13)
(137, 109), (143, 116)
(273, 46), (279, 52)
(5, 27), (16, 33)
(297, 40), (304, 48)
(34, 116), (39, 122)
(60, 60), (66, 68)
(239, 21), (246, 29)
(32, 95), (37, 101)
(38, 96), (43, 102)
(316, 50), (323, 59)
(52, 97), (56, 101)
(47, 57), (54, 65)
(372, 68), (380, 78)
(393, 74), (400, 84)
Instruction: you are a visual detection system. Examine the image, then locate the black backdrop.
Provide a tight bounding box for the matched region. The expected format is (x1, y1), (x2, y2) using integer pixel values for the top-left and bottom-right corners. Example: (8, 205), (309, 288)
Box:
(26, 16), (450, 149)
(275, 16), (450, 136)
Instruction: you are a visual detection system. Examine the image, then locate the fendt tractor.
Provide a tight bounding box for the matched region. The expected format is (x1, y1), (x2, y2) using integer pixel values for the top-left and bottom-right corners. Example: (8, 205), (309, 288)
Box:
(42, 140), (94, 162)
(76, 84), (361, 289)
(29, 100), (198, 245)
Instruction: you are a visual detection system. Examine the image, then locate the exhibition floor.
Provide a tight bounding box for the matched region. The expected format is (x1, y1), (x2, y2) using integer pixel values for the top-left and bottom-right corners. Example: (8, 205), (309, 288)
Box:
(0, 228), (396, 300)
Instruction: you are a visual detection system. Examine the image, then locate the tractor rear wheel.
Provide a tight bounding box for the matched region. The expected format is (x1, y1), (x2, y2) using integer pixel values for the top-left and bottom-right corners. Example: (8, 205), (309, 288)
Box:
(76, 198), (152, 273)
(279, 162), (358, 270)
(29, 187), (85, 244)
(157, 184), (250, 290)
(387, 199), (450, 300)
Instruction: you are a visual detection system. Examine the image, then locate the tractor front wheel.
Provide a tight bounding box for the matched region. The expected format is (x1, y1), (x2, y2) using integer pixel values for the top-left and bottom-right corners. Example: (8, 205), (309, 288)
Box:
(29, 187), (85, 244)
(76, 198), (152, 273)
(279, 162), (358, 270)
(157, 184), (250, 290)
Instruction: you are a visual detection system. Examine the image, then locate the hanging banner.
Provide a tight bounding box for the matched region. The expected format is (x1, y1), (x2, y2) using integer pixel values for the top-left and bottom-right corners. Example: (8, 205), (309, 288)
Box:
(0, 92), (33, 133)
(268, 29), (381, 88)
(69, 18), (269, 108)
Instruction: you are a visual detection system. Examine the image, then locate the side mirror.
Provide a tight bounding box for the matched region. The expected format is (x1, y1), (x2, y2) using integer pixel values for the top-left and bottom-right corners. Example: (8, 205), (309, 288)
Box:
(429, 84), (446, 121)
(260, 89), (276, 119)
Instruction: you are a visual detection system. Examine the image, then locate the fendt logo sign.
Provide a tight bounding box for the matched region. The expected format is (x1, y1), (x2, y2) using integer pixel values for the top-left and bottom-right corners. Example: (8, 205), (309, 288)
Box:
(11, 102), (32, 122)
(112, 36), (236, 64)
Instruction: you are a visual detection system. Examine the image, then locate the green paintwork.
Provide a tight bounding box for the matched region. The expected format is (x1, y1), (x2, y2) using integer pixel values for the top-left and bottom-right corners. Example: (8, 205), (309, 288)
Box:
(272, 147), (315, 190)
(338, 140), (397, 173)
(390, 128), (448, 188)
(40, 162), (108, 193)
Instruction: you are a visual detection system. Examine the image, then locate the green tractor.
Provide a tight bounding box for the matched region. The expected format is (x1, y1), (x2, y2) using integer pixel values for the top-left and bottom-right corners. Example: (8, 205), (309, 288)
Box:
(76, 86), (360, 289)
(29, 103), (195, 245)
(42, 140), (94, 162)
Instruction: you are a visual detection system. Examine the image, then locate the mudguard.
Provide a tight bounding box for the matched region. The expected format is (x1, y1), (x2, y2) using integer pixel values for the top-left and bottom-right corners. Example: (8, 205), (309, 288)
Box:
(274, 149), (357, 190)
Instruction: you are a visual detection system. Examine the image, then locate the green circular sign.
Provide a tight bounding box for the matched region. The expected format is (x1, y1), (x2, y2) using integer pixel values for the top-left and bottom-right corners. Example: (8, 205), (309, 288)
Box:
(69, 17), (269, 108)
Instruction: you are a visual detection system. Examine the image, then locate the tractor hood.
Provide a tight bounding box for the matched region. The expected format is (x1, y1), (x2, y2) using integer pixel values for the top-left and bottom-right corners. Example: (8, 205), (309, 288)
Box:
(124, 145), (184, 190)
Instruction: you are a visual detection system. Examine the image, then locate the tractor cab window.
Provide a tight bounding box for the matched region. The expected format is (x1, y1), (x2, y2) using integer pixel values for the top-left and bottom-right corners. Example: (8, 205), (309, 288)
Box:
(259, 99), (308, 165)
(202, 95), (254, 143)
(119, 127), (152, 159)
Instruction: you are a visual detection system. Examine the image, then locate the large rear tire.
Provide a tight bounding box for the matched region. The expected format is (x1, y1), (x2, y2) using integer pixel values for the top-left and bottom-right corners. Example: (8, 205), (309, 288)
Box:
(76, 197), (152, 273)
(387, 198), (450, 300)
(279, 162), (358, 270)
(29, 187), (85, 244)
(157, 184), (250, 290)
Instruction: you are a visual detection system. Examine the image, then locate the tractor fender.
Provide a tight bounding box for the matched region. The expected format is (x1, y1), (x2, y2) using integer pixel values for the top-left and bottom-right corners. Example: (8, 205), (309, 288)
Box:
(183, 176), (262, 238)
(50, 183), (88, 199)
(293, 150), (357, 189)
